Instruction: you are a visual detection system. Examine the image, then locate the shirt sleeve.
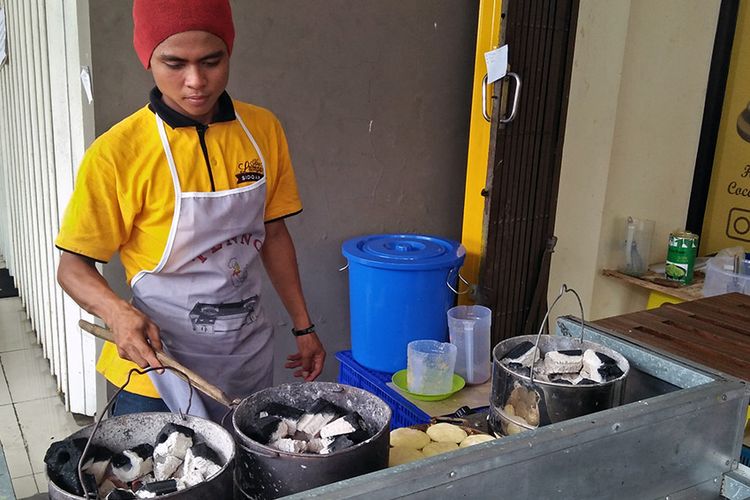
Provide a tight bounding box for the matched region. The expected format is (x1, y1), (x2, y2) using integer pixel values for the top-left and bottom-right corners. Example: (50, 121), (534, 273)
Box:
(264, 115), (303, 223)
(55, 139), (130, 263)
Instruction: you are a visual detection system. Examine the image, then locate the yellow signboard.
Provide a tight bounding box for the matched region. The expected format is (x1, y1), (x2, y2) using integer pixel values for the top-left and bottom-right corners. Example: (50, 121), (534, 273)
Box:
(701, 2), (750, 254)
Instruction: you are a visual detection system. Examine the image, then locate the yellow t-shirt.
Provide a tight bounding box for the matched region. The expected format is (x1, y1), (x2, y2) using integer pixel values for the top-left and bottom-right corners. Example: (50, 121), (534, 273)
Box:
(56, 91), (301, 397)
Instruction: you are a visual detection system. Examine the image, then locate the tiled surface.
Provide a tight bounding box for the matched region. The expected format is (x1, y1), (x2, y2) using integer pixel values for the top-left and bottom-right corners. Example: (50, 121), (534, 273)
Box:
(0, 293), (89, 499)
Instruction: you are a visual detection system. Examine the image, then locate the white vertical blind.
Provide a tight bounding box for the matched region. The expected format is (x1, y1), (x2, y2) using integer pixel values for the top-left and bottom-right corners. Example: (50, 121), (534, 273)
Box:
(0, 0), (97, 416)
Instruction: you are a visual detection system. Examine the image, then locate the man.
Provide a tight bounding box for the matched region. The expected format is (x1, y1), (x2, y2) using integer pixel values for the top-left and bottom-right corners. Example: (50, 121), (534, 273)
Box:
(55, 0), (325, 421)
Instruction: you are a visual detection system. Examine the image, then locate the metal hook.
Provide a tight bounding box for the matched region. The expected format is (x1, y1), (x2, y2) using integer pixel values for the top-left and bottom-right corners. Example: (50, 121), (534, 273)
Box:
(338, 262), (349, 272)
(528, 284), (586, 384)
(447, 270), (473, 295)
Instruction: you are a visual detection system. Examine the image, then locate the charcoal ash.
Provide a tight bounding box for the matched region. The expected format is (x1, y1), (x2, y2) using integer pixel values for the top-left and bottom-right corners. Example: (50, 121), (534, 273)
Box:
(177, 443), (222, 490)
(153, 423), (194, 481)
(296, 398), (346, 436)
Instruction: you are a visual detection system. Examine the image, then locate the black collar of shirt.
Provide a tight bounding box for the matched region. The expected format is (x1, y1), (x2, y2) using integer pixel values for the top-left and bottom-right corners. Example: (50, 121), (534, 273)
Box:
(148, 87), (235, 128)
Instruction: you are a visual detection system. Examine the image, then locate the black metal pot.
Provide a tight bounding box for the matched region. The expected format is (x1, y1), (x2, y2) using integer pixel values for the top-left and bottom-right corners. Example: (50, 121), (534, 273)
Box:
(232, 382), (391, 499)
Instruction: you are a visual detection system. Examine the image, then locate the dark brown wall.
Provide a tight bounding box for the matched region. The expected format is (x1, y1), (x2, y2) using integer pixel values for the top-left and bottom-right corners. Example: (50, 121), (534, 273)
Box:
(90, 1), (479, 382)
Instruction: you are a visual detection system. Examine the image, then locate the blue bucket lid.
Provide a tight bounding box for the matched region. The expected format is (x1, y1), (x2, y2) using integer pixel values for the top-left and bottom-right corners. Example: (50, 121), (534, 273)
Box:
(342, 234), (466, 270)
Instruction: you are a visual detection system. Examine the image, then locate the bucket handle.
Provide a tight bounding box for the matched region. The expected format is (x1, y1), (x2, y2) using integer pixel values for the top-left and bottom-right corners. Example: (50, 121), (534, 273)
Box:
(447, 268), (473, 295)
(528, 284), (586, 384)
(78, 365), (196, 499)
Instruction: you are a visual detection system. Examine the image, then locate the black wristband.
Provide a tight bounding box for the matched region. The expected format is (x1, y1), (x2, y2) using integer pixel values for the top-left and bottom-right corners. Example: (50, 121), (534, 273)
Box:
(292, 324), (315, 337)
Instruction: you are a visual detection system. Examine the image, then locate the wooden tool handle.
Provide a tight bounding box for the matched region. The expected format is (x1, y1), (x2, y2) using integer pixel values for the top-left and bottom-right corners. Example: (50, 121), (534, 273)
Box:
(78, 319), (236, 408)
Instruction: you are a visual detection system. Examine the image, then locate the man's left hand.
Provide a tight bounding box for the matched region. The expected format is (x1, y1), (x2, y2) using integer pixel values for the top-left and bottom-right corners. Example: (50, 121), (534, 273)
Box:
(286, 332), (326, 381)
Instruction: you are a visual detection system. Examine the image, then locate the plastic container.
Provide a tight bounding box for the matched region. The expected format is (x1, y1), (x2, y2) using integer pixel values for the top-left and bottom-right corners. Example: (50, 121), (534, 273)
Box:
(406, 340), (457, 395)
(447, 305), (492, 384)
(703, 255), (750, 297)
(335, 350), (430, 429)
(342, 234), (466, 373)
(618, 216), (655, 277)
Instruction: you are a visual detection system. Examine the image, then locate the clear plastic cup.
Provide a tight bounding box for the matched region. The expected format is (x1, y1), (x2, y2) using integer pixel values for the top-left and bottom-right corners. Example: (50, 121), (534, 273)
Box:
(406, 340), (457, 395)
(447, 305), (492, 384)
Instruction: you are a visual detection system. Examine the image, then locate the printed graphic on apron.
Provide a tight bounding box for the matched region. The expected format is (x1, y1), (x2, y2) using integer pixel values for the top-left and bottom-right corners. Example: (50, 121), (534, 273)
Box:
(188, 296), (259, 334)
(228, 257), (249, 286)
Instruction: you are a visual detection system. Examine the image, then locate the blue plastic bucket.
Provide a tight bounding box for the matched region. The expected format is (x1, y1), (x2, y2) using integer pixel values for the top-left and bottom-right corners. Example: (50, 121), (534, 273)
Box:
(342, 234), (466, 373)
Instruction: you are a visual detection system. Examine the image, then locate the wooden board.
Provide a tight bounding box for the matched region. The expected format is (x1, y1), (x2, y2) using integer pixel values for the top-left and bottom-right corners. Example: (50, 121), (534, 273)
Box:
(594, 293), (750, 381)
(601, 269), (705, 302)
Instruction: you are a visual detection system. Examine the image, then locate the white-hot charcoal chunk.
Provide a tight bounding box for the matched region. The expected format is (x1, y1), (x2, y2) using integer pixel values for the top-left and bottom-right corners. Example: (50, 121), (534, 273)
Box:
(296, 398), (345, 437)
(320, 412), (368, 442)
(389, 427), (431, 450)
(389, 446), (424, 467)
(179, 443), (222, 489)
(581, 349), (604, 383)
(543, 349), (583, 374)
(426, 423), (467, 444)
(110, 444), (154, 484)
(153, 423), (194, 480)
(459, 434), (496, 448)
(106, 489), (137, 499)
(306, 437), (333, 454)
(421, 441), (458, 457)
(136, 479), (177, 498)
(502, 341), (539, 368)
(269, 438), (308, 454)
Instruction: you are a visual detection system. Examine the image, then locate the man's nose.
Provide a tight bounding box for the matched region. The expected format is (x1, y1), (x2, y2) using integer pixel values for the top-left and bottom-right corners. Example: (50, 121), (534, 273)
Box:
(184, 64), (206, 88)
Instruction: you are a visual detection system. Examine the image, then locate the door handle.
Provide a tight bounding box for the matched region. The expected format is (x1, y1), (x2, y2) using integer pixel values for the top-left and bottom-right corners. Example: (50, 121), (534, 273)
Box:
(482, 72), (522, 124)
(498, 72), (521, 124)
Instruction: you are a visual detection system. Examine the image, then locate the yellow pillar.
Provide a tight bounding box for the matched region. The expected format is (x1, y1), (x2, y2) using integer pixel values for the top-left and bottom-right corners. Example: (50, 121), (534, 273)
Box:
(460, 0), (503, 304)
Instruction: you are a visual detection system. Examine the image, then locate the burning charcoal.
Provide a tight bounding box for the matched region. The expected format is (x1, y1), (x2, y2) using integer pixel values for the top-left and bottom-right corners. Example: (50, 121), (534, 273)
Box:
(581, 349), (624, 383)
(543, 350), (583, 374)
(81, 444), (114, 484)
(261, 402), (305, 421)
(320, 435), (354, 455)
(502, 341), (539, 368)
(296, 399), (344, 437)
(269, 438), (308, 454)
(136, 479), (178, 497)
(306, 437), (332, 454)
(320, 412), (368, 443)
(246, 416), (289, 444)
(179, 443), (222, 489)
(261, 402), (305, 435)
(153, 423), (194, 480)
(549, 376), (574, 385)
(44, 437), (98, 496)
(106, 489), (137, 500)
(111, 444), (154, 483)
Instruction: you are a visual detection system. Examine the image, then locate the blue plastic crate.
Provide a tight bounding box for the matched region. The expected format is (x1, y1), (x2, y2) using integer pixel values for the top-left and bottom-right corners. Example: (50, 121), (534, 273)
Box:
(742, 445), (750, 467)
(336, 350), (430, 429)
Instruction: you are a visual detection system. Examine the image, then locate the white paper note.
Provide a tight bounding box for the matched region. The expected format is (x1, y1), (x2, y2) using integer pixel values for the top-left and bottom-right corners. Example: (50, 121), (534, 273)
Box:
(484, 45), (508, 84)
(80, 66), (93, 104)
(0, 7), (7, 68)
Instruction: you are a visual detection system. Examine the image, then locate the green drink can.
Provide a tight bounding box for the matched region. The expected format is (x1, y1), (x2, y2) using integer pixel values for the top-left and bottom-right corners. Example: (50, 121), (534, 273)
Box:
(665, 231), (699, 284)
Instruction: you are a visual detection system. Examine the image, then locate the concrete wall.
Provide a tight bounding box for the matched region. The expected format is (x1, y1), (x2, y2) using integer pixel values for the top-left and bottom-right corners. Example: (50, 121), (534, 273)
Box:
(89, 1), (478, 383)
(549, 0), (721, 319)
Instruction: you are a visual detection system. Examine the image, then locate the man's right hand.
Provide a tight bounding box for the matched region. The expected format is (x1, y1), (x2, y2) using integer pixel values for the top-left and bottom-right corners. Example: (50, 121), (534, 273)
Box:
(107, 302), (163, 370)
(57, 251), (164, 370)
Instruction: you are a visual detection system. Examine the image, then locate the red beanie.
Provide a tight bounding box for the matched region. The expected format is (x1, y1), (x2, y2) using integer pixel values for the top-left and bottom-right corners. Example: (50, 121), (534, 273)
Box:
(133, 0), (235, 69)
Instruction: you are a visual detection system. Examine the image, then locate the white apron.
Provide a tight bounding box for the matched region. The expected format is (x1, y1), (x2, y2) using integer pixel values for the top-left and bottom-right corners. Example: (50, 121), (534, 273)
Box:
(130, 113), (273, 422)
